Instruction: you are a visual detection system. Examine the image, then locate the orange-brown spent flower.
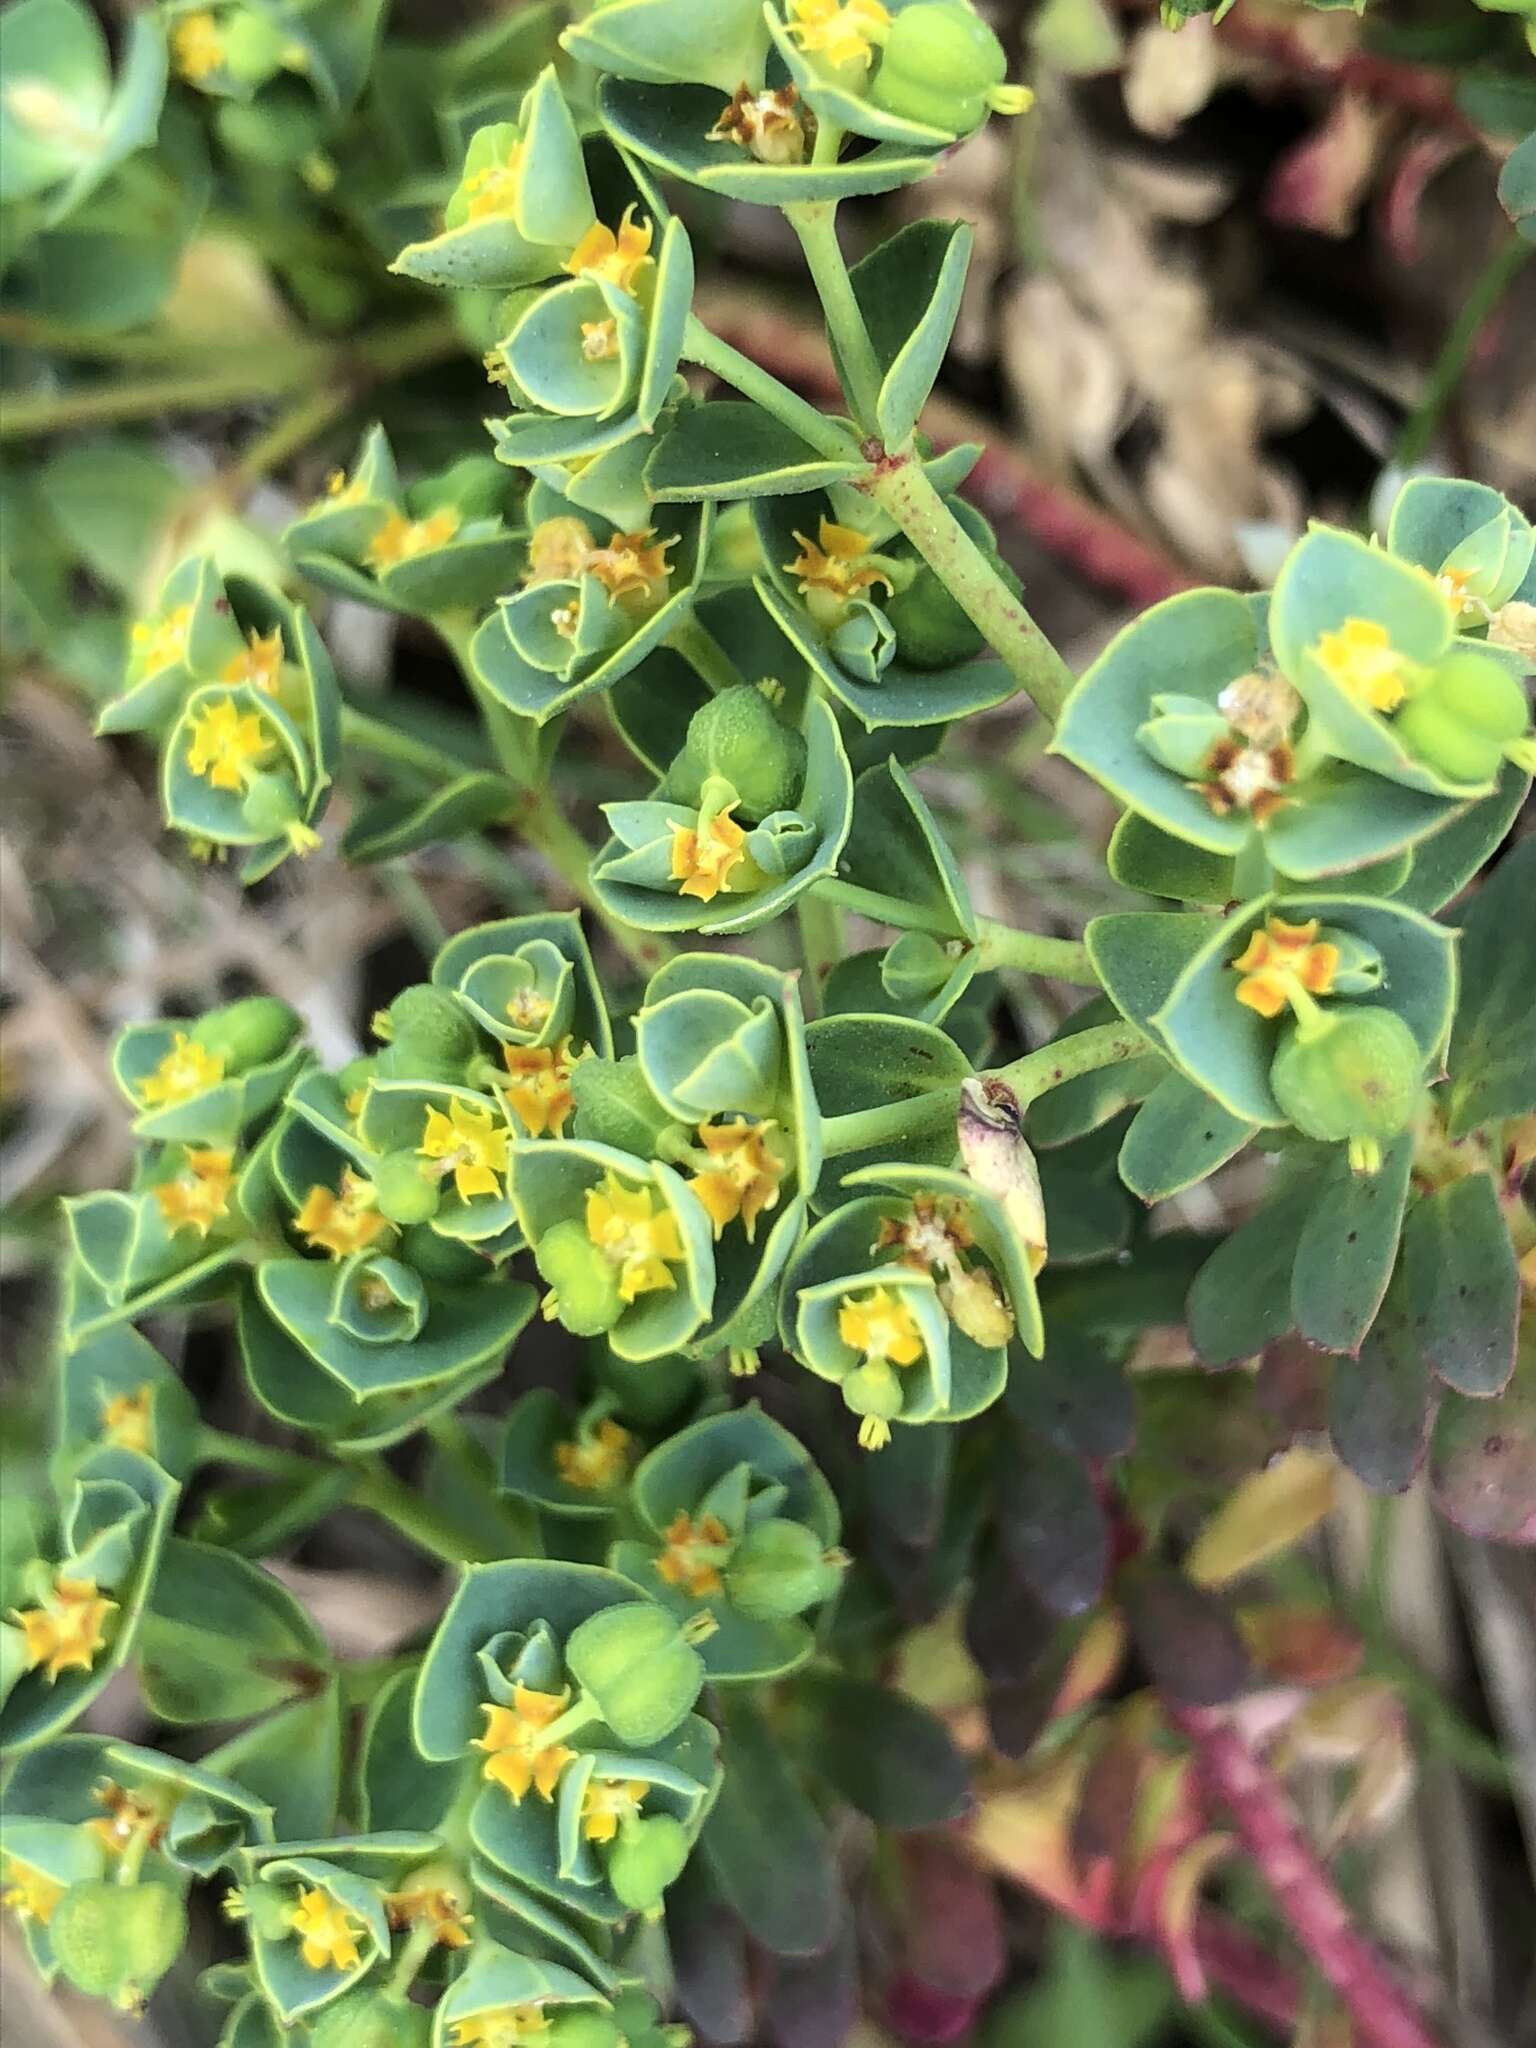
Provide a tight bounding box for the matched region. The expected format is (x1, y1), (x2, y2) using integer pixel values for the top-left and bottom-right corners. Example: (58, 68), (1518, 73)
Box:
(554, 1418), (635, 1493)
(708, 83), (809, 165)
(1231, 916), (1340, 1020)
(295, 1170), (393, 1258)
(584, 529), (675, 615)
(384, 1883), (473, 1951)
(655, 1510), (732, 1599)
(503, 1038), (580, 1139)
(688, 1118), (786, 1241)
(474, 1685), (577, 1804)
(785, 516), (895, 627)
(524, 516), (598, 587)
(1199, 736), (1295, 823)
(100, 1384), (155, 1455)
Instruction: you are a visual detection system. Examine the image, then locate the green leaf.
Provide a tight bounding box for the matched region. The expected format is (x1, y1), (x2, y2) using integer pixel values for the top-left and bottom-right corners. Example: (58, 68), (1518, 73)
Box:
(841, 757), (977, 939)
(646, 402), (862, 501)
(200, 1690), (343, 1843)
(137, 1539), (332, 1725)
(805, 1013), (971, 1206)
(1290, 1133), (1413, 1354)
(1445, 836), (1536, 1136)
(791, 1673), (969, 1829)
(1398, 1175), (1520, 1396)
(1329, 1264), (1432, 1493)
(1187, 1170), (1317, 1365)
(1107, 811), (1235, 905)
(342, 773), (510, 862)
(1027, 998), (1167, 1150)
(1429, 1343), (1536, 1542)
(1118, 1074), (1255, 1203)
(37, 442), (182, 596)
(1498, 129), (1536, 241)
(699, 1696), (839, 1958)
(1390, 763), (1529, 914)
(848, 220), (973, 448)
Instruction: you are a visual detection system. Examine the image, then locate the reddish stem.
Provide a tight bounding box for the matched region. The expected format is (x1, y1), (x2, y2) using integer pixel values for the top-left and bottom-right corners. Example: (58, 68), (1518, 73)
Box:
(1195, 1914), (1303, 2033)
(1170, 1705), (1445, 2048)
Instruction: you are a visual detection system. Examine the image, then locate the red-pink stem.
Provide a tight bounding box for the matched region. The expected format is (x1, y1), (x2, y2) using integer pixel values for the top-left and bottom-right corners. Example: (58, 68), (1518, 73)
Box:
(1195, 1914), (1302, 2033)
(1171, 1706), (1445, 2048)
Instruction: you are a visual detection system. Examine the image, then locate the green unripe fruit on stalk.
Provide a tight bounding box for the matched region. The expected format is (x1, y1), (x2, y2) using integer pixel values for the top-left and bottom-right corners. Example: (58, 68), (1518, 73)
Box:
(191, 995), (299, 1071)
(607, 1813), (690, 1912)
(727, 1518), (841, 1619)
(308, 1990), (432, 2048)
(1269, 1005), (1421, 1149)
(883, 559), (986, 669)
(240, 768), (307, 840)
(372, 1148), (441, 1225)
(1394, 651), (1532, 783)
(49, 1880), (187, 2011)
(842, 1357), (904, 1423)
(675, 686), (806, 821)
(545, 2013), (623, 2048)
(385, 986), (478, 1063)
(535, 1220), (624, 1336)
(869, 3), (1022, 136)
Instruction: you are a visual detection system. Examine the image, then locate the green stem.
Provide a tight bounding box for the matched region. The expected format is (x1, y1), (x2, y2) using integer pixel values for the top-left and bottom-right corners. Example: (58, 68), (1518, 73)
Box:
(682, 313), (862, 463)
(426, 1412), (541, 1558)
(864, 453), (1075, 723)
(1395, 233), (1532, 469)
(196, 1426), (326, 1482)
(526, 1693), (606, 1754)
(821, 1088), (961, 1157)
(796, 888), (845, 1020)
(667, 613), (747, 694)
(990, 1020), (1149, 1107)
(349, 1459), (501, 1568)
(380, 862), (451, 960)
(976, 921), (1098, 984)
(787, 201), (884, 432)
(812, 877), (956, 935)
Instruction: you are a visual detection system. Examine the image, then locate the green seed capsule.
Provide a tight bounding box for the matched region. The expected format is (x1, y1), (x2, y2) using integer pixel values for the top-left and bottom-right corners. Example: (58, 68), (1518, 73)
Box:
(1395, 650), (1532, 782)
(727, 1518), (842, 1620)
(308, 1991), (432, 2048)
(240, 767), (307, 840)
(386, 985), (479, 1063)
(1269, 1005), (1422, 1148)
(372, 1148), (441, 1225)
(869, 2), (1019, 136)
(190, 995), (300, 1071)
(49, 1879), (187, 2012)
(607, 1812), (690, 1912)
(535, 1219), (624, 1336)
(677, 685), (807, 821)
(842, 1357), (904, 1422)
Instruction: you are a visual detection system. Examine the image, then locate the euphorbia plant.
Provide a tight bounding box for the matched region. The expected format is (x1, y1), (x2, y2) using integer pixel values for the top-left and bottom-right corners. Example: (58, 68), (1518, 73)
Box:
(4, 3), (1536, 2045)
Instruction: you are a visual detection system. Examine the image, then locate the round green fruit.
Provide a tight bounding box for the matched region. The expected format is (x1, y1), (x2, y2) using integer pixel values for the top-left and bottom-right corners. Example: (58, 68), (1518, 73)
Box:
(191, 995), (299, 1071)
(607, 1812), (690, 1912)
(677, 685), (806, 821)
(1269, 1005), (1422, 1147)
(727, 1518), (840, 1620)
(308, 1991), (432, 2048)
(869, 3), (1010, 135)
(371, 1149), (441, 1225)
(240, 768), (307, 840)
(385, 985), (479, 1063)
(535, 1219), (624, 1336)
(49, 1879), (187, 2011)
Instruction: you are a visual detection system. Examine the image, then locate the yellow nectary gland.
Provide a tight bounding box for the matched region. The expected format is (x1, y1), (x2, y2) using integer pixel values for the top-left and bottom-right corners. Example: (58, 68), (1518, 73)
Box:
(1231, 917), (1339, 1021)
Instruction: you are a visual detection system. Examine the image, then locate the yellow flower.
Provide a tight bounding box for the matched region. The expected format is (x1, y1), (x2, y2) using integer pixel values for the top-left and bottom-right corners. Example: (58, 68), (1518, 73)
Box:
(503, 1038), (579, 1139)
(295, 1171), (394, 1258)
(221, 627), (285, 693)
(155, 1148), (236, 1238)
(288, 1886), (365, 1973)
(448, 2008), (552, 2048)
(785, 0), (891, 71)
(554, 1418), (635, 1492)
(786, 516), (896, 627)
(130, 602), (193, 674)
(524, 516), (598, 586)
(584, 529), (675, 615)
(1313, 618), (1415, 715)
(505, 986), (555, 1035)
(186, 697), (271, 792)
(565, 206), (655, 295)
(463, 138), (527, 222)
(10, 1574), (117, 1683)
(2, 1857), (64, 1926)
(474, 1685), (577, 1804)
(419, 1099), (509, 1201)
(1231, 916), (1340, 1021)
(688, 1118), (786, 1241)
(100, 1384), (154, 1454)
(325, 467), (365, 504)
(580, 1776), (647, 1844)
(365, 507), (461, 571)
(138, 1031), (226, 1108)
(89, 1781), (169, 1861)
(838, 1286), (925, 1367)
(172, 11), (225, 81)
(670, 804), (748, 902)
(654, 1510), (731, 1599)
(584, 1172), (686, 1303)
(384, 1883), (473, 1951)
